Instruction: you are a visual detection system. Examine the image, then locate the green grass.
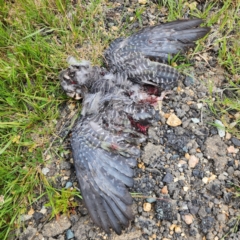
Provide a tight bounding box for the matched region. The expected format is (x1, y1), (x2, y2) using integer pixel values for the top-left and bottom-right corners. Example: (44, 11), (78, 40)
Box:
(0, 0), (110, 238)
(0, 0), (239, 239)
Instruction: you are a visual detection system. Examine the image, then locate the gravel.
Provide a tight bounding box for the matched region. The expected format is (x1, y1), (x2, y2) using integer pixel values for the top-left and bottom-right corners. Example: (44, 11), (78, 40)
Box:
(16, 1), (240, 240)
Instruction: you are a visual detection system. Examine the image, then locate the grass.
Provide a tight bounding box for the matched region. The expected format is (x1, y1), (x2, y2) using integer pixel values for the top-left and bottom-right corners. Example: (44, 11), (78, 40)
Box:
(0, 0), (239, 239)
(0, 0), (110, 238)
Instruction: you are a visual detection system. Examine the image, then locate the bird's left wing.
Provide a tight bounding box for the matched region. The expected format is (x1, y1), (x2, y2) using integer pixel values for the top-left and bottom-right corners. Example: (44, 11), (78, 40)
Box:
(104, 18), (210, 89)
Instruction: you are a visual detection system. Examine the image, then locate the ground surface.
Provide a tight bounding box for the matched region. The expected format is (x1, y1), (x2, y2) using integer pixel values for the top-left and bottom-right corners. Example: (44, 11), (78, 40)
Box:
(1, 0), (239, 240)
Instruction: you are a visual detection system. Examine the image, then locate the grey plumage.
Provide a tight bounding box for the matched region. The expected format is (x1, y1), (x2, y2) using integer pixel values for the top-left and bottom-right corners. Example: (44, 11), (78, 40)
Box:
(59, 19), (210, 234)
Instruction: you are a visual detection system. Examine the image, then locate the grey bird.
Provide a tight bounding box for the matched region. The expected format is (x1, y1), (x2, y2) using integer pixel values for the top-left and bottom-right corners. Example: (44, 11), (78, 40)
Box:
(59, 19), (210, 235)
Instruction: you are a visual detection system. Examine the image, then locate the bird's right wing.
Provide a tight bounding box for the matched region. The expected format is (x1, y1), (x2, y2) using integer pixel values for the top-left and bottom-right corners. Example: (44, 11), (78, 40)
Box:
(71, 119), (140, 235)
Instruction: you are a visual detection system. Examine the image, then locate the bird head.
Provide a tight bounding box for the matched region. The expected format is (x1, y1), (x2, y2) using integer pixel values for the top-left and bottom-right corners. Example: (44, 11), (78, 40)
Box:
(59, 57), (93, 100)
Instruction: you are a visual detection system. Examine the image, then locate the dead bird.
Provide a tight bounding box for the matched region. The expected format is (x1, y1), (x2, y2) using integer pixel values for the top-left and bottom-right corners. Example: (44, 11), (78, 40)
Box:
(59, 18), (210, 235)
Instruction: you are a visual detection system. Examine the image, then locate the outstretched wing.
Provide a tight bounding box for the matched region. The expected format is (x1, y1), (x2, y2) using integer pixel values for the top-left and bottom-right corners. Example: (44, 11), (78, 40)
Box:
(71, 118), (140, 235)
(104, 18), (210, 89)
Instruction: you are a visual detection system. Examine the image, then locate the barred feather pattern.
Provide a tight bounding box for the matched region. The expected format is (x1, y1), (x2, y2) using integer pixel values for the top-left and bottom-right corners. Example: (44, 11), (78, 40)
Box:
(59, 18), (210, 235)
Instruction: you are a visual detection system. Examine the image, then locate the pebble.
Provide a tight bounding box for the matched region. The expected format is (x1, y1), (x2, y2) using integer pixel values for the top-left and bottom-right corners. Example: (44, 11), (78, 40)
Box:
(65, 181), (73, 189)
(183, 214), (194, 224)
(40, 206), (47, 215)
(138, 0), (147, 4)
(191, 118), (200, 123)
(197, 103), (203, 109)
(42, 167), (50, 175)
(214, 120), (225, 137)
(225, 132), (231, 140)
(202, 177), (209, 184)
(231, 137), (240, 146)
(143, 202), (151, 212)
(227, 145), (237, 153)
(166, 113), (182, 127)
(201, 216), (214, 233)
(66, 229), (74, 239)
(188, 155), (199, 168)
(184, 76), (195, 86)
(42, 215), (71, 237)
(161, 186), (168, 194)
(217, 214), (226, 223)
(162, 172), (173, 183)
(175, 226), (182, 233)
(33, 212), (43, 224)
(20, 214), (33, 222)
(146, 198), (157, 203)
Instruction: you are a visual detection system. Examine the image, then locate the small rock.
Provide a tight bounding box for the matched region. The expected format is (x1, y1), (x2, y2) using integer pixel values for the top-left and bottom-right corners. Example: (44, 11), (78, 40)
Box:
(166, 113), (182, 127)
(227, 145), (237, 153)
(19, 226), (37, 240)
(60, 161), (71, 170)
(217, 214), (226, 223)
(65, 181), (73, 189)
(20, 214), (33, 222)
(66, 229), (74, 239)
(151, 233), (157, 239)
(183, 214), (194, 224)
(208, 174), (217, 182)
(204, 136), (227, 172)
(142, 143), (163, 165)
(146, 198), (157, 203)
(191, 118), (200, 123)
(40, 206), (47, 215)
(163, 172), (173, 183)
(111, 26), (118, 31)
(201, 216), (214, 233)
(42, 167), (50, 175)
(33, 212), (43, 224)
(170, 224), (176, 231)
(214, 120), (225, 137)
(175, 226), (182, 233)
(197, 103), (203, 109)
(28, 208), (34, 215)
(227, 166), (234, 175)
(155, 200), (175, 221)
(202, 177), (209, 184)
(231, 137), (240, 147)
(198, 206), (207, 218)
(143, 202), (151, 212)
(139, 0), (147, 4)
(234, 170), (240, 177)
(161, 186), (168, 194)
(188, 155), (199, 168)
(225, 132), (231, 140)
(184, 76), (195, 86)
(178, 160), (187, 166)
(42, 215), (71, 237)
(218, 174), (227, 181)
